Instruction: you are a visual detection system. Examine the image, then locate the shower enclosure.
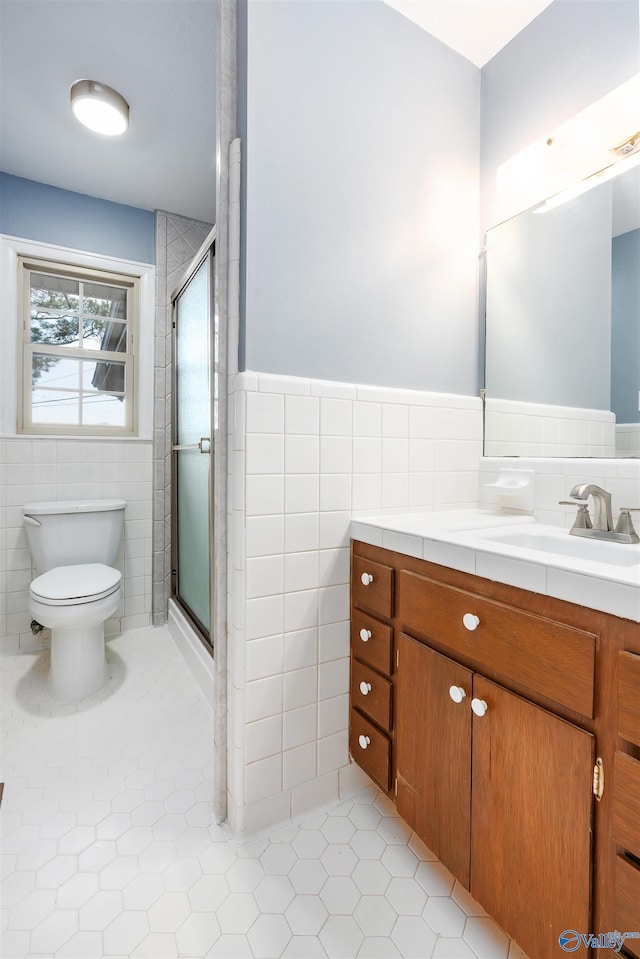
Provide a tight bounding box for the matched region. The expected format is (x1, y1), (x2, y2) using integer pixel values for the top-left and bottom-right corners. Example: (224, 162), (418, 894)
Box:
(171, 234), (216, 648)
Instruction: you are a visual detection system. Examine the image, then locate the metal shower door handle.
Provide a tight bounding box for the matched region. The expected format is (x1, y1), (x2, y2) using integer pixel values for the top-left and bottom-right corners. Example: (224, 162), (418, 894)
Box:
(172, 437), (211, 454)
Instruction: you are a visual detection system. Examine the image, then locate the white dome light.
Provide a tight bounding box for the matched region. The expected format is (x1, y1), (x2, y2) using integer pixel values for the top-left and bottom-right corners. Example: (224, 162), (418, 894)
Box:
(70, 80), (129, 136)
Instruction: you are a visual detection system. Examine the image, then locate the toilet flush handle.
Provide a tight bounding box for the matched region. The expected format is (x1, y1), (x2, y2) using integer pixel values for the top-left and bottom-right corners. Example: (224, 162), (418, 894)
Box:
(23, 516), (41, 527)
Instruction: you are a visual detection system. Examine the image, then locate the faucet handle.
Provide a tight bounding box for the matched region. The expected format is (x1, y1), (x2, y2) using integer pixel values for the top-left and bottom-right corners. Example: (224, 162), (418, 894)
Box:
(559, 501), (593, 530)
(615, 508), (640, 539)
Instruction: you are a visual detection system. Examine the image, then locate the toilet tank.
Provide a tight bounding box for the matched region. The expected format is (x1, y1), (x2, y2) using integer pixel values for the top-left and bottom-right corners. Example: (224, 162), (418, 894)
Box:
(23, 500), (126, 573)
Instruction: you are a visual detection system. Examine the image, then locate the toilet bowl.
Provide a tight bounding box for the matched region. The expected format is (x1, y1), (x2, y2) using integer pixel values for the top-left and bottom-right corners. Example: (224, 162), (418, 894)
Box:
(23, 500), (126, 702)
(29, 564), (123, 701)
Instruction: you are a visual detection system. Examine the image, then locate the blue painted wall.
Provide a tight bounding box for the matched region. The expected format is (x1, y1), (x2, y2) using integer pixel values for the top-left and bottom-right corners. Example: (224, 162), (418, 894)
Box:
(611, 229), (640, 423)
(241, 0), (480, 394)
(0, 174), (155, 264)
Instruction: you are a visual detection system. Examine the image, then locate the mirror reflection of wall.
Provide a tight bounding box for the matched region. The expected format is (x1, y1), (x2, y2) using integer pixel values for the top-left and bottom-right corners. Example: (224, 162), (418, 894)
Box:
(612, 207), (640, 455)
(484, 166), (640, 458)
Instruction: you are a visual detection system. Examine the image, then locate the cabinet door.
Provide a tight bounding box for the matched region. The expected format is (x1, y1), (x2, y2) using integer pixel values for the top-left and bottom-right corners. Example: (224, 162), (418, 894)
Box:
(470, 675), (594, 959)
(396, 633), (473, 886)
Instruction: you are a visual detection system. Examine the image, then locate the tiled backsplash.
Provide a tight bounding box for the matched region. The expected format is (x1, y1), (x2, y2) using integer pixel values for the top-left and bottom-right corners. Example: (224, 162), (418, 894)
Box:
(480, 456), (640, 528)
(226, 370), (483, 836)
(0, 438), (153, 654)
(484, 398), (616, 458)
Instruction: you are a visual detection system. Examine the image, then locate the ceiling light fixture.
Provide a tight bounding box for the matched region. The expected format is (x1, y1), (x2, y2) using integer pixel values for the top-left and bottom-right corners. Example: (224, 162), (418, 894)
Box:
(70, 79), (129, 136)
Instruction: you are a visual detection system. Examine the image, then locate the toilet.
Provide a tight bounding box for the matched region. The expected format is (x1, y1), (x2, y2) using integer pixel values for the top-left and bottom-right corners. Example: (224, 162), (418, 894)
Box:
(23, 499), (126, 702)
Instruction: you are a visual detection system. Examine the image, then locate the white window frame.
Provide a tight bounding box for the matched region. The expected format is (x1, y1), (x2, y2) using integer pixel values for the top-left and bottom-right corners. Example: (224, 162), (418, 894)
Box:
(1, 235), (155, 439)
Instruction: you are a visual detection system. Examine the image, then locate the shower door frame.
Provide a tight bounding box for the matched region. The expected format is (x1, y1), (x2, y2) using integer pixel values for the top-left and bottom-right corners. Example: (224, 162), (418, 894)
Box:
(170, 227), (217, 652)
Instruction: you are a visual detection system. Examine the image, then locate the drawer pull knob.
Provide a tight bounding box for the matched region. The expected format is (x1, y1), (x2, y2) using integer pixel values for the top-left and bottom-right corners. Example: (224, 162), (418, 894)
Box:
(358, 734), (371, 750)
(449, 685), (467, 704)
(361, 572), (374, 586)
(463, 612), (480, 631)
(359, 628), (372, 642)
(359, 681), (372, 696)
(471, 698), (488, 717)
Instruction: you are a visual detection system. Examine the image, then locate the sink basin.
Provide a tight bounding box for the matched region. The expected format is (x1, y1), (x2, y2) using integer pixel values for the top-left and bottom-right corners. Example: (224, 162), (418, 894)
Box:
(469, 525), (640, 568)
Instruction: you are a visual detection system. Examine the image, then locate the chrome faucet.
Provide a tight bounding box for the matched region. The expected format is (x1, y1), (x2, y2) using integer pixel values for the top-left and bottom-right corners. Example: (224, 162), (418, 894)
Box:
(568, 484), (613, 531)
(559, 484), (640, 544)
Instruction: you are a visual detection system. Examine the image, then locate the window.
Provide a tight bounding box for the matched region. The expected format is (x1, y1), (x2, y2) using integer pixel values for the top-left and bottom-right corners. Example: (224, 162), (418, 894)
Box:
(18, 257), (139, 435)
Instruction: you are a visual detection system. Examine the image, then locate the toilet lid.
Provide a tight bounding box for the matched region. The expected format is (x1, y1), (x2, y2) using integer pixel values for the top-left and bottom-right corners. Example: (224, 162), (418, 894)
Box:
(31, 564), (122, 606)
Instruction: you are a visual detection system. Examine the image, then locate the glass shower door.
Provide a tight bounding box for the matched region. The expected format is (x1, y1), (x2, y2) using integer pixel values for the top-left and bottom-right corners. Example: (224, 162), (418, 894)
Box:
(172, 247), (213, 641)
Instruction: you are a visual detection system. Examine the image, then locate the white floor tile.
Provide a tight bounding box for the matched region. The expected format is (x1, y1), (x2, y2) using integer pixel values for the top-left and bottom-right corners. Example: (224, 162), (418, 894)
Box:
(0, 626), (527, 959)
(320, 876), (361, 915)
(423, 894), (467, 937)
(247, 913), (292, 959)
(386, 877), (427, 916)
(353, 895), (398, 937)
(319, 915), (364, 958)
(175, 912), (221, 956)
(463, 916), (511, 958)
(285, 894), (328, 936)
(357, 935), (402, 958)
(390, 915), (438, 958)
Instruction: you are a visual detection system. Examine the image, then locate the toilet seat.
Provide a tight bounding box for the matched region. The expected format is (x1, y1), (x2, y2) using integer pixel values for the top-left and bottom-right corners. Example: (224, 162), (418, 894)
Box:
(31, 564), (121, 606)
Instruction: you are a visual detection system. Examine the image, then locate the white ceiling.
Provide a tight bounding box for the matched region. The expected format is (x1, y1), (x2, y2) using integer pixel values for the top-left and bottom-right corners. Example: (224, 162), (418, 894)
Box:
(384, 0), (554, 67)
(0, 0), (553, 222)
(0, 0), (217, 223)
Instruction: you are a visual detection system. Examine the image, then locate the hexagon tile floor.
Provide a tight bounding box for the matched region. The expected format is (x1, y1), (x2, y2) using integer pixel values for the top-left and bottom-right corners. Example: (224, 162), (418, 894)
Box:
(0, 627), (528, 959)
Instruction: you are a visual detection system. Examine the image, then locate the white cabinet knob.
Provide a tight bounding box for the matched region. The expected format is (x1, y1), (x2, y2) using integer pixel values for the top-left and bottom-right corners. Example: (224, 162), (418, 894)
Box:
(449, 685), (466, 704)
(463, 613), (480, 631)
(359, 681), (372, 696)
(360, 572), (374, 586)
(359, 628), (372, 643)
(358, 735), (371, 750)
(471, 698), (488, 717)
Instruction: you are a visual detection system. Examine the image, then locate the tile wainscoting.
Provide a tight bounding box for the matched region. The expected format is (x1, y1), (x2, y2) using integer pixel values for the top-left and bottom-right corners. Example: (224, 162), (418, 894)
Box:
(616, 424), (640, 457)
(484, 397), (616, 458)
(0, 438), (153, 654)
(226, 371), (483, 837)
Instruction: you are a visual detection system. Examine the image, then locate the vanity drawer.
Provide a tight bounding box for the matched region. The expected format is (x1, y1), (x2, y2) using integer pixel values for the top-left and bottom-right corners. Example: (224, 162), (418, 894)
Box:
(350, 709), (391, 792)
(351, 659), (392, 732)
(351, 610), (393, 676)
(398, 570), (596, 717)
(352, 553), (394, 620)
(613, 751), (640, 857)
(618, 651), (640, 746)
(614, 856), (640, 959)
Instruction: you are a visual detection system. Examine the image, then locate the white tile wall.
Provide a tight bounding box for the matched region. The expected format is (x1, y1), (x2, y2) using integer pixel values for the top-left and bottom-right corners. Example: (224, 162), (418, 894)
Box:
(227, 371), (483, 838)
(0, 438), (153, 654)
(616, 424), (640, 457)
(480, 456), (640, 528)
(484, 398), (616, 457)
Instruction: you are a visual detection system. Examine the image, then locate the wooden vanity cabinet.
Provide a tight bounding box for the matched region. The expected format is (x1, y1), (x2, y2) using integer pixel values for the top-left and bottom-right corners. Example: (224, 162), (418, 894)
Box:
(394, 638), (472, 885)
(395, 633), (593, 958)
(349, 553), (395, 792)
(350, 539), (640, 959)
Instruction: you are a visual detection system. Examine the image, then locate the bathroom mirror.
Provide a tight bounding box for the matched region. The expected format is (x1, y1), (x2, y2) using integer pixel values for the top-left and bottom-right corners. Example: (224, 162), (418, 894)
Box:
(483, 164), (640, 458)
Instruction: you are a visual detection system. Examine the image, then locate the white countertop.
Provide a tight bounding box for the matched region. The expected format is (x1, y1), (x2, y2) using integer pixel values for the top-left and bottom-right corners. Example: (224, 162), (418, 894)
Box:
(350, 509), (640, 623)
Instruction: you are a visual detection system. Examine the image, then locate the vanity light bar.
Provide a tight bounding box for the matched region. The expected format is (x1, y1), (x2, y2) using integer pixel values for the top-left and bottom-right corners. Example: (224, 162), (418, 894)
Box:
(497, 73), (640, 216)
(533, 146), (640, 214)
(612, 131), (640, 157)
